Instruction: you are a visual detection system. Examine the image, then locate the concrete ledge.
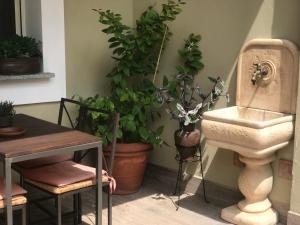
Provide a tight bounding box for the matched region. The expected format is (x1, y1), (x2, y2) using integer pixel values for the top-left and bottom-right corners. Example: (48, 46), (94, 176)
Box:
(145, 163), (288, 224)
(287, 211), (300, 225)
(0, 72), (55, 81)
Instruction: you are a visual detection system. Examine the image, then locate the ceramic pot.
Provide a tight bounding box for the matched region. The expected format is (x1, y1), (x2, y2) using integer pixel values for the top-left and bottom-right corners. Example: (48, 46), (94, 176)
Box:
(174, 124), (200, 160)
(0, 115), (13, 127)
(0, 57), (41, 75)
(104, 143), (152, 195)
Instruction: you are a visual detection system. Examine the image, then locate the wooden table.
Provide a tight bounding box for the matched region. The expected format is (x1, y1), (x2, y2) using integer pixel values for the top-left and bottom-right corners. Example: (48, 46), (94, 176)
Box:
(0, 114), (102, 225)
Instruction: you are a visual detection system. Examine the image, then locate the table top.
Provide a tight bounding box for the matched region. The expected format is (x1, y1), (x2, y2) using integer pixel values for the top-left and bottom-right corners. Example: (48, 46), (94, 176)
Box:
(0, 114), (100, 158)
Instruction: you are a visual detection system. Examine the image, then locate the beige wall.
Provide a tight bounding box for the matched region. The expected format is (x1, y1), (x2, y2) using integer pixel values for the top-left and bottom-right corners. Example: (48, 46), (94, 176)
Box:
(13, 0), (300, 218)
(133, 0), (300, 214)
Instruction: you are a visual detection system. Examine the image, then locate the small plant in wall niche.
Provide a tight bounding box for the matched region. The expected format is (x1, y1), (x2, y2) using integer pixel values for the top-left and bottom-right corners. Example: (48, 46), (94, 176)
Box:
(0, 101), (15, 127)
(81, 0), (185, 194)
(157, 33), (229, 159)
(0, 35), (42, 75)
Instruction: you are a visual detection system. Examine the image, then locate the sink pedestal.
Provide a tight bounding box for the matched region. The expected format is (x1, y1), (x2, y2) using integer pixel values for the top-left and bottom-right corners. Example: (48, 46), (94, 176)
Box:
(221, 155), (278, 225)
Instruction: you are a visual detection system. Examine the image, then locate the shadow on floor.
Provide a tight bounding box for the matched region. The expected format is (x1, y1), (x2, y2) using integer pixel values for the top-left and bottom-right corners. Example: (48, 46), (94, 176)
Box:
(173, 194), (225, 223)
(18, 175), (232, 225)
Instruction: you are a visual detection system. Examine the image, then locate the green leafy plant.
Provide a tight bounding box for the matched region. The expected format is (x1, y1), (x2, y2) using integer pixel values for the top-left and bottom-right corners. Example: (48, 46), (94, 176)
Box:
(0, 35), (42, 59)
(158, 33), (228, 127)
(0, 101), (15, 117)
(82, 1), (185, 147)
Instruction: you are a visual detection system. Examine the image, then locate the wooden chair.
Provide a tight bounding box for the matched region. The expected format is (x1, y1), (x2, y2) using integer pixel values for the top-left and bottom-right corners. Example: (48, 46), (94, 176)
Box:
(0, 177), (27, 225)
(15, 98), (119, 225)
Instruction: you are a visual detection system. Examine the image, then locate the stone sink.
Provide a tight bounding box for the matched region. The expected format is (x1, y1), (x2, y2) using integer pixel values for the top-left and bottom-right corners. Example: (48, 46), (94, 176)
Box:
(202, 39), (299, 225)
(202, 106), (294, 158)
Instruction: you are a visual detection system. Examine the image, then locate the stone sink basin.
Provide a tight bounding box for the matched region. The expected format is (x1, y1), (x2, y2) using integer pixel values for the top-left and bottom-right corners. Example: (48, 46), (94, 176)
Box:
(202, 39), (299, 225)
(202, 106), (294, 158)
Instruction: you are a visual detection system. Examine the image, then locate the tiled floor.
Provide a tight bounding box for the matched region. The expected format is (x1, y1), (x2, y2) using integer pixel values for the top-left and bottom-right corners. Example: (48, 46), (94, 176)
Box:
(8, 178), (283, 225)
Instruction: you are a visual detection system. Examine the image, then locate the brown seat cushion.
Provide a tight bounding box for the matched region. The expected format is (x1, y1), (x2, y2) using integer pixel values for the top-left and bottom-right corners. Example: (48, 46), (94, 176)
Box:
(25, 177), (110, 194)
(0, 177), (27, 200)
(16, 154), (73, 169)
(21, 161), (96, 187)
(0, 196), (27, 209)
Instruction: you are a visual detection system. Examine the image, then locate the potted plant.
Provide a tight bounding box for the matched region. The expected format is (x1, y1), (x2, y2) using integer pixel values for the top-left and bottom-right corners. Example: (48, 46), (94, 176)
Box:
(82, 0), (185, 194)
(158, 34), (228, 159)
(0, 101), (15, 127)
(0, 35), (42, 75)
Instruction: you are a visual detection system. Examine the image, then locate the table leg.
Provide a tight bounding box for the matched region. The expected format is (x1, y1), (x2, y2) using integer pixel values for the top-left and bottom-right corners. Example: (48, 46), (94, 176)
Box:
(4, 158), (13, 225)
(96, 143), (102, 225)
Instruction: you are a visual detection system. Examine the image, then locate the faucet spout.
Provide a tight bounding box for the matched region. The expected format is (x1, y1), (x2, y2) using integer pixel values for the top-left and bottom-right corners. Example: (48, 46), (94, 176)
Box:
(251, 63), (269, 85)
(251, 75), (257, 85)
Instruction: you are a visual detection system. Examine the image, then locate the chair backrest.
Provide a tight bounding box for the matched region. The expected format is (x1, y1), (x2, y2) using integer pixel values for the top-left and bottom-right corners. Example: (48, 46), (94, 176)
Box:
(58, 98), (120, 175)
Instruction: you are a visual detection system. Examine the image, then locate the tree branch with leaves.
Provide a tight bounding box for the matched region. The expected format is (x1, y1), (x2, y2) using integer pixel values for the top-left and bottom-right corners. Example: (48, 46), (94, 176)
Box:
(82, 1), (185, 147)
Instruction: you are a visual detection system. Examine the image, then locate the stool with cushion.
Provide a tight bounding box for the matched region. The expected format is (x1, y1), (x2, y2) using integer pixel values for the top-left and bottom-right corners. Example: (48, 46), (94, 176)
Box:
(21, 161), (114, 195)
(0, 177), (27, 225)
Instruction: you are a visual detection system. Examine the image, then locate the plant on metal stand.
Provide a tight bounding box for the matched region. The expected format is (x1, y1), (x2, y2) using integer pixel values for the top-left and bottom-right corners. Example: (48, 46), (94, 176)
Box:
(158, 33), (228, 159)
(157, 33), (228, 207)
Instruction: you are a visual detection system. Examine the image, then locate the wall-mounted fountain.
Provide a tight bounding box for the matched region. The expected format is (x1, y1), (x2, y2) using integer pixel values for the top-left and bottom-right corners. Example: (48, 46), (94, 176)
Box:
(202, 39), (299, 225)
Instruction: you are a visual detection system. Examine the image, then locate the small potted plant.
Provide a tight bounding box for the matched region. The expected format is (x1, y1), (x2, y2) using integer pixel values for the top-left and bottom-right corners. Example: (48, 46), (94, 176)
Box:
(0, 101), (15, 127)
(0, 35), (42, 75)
(158, 34), (228, 159)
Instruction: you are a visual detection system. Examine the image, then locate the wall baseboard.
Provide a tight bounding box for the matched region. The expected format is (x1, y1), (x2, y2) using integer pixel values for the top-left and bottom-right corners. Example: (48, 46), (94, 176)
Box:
(145, 163), (288, 224)
(287, 211), (300, 225)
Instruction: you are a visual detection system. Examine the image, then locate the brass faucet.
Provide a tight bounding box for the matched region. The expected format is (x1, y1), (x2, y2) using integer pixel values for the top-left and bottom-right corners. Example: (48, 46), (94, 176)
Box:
(251, 63), (269, 85)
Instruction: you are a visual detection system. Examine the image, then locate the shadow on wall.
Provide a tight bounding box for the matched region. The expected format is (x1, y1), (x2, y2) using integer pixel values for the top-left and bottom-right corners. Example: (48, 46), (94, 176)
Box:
(270, 0), (300, 216)
(164, 0), (265, 191)
(272, 0), (300, 46)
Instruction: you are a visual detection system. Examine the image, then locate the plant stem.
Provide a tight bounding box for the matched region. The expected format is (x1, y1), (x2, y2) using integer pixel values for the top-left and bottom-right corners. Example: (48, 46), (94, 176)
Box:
(153, 25), (168, 84)
(198, 80), (220, 116)
(188, 87), (195, 105)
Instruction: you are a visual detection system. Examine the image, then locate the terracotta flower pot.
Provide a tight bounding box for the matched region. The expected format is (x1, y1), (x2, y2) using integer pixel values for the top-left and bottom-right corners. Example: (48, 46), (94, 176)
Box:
(0, 57), (41, 75)
(174, 126), (201, 160)
(104, 143), (152, 195)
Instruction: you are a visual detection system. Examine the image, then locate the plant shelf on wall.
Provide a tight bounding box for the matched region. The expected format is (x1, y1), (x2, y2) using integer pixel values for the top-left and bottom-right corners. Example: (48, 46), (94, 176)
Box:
(0, 72), (54, 81)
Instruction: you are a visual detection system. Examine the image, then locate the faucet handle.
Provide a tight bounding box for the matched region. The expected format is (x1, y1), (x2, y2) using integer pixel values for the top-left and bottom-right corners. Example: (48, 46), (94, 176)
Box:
(261, 67), (268, 76)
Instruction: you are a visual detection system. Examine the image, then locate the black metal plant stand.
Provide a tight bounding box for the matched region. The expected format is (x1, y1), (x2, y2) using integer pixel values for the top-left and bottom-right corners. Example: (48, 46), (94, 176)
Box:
(173, 144), (209, 210)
